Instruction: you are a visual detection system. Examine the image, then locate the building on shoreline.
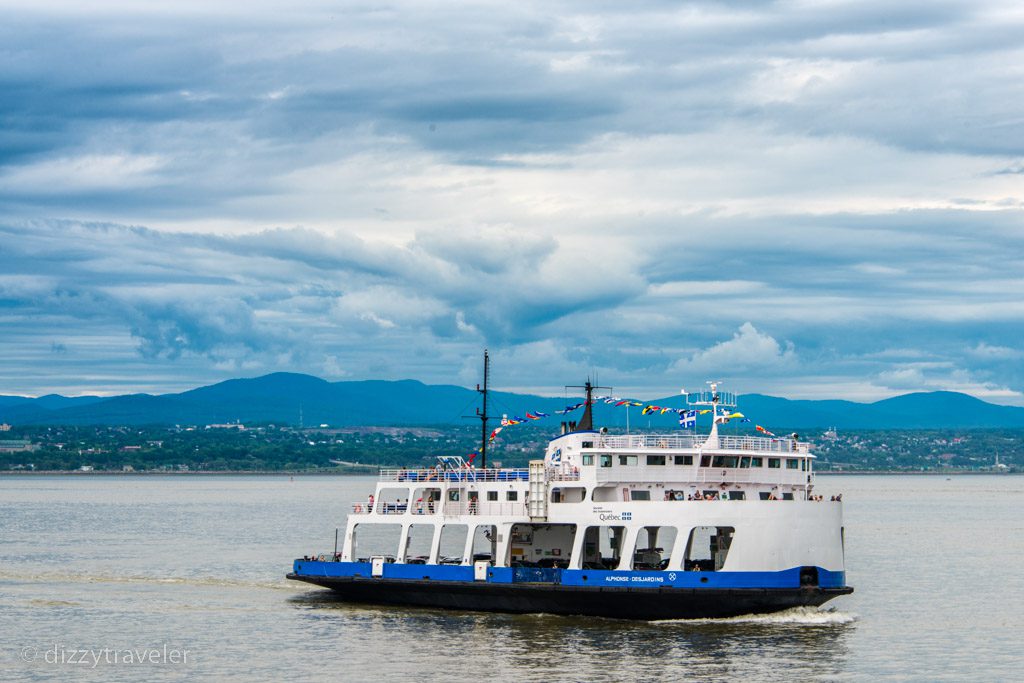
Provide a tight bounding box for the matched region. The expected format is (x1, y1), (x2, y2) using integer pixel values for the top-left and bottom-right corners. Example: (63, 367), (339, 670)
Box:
(0, 439), (39, 452)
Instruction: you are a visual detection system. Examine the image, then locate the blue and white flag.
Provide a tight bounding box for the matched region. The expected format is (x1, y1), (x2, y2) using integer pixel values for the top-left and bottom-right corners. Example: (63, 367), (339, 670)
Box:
(678, 409), (697, 429)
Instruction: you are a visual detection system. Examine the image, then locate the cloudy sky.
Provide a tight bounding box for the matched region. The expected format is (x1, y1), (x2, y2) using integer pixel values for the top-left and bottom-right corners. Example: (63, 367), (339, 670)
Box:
(2, 0), (1023, 404)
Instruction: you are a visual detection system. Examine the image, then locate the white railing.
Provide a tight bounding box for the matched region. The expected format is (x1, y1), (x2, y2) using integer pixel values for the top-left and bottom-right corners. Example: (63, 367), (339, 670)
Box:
(378, 467), (531, 482)
(594, 465), (808, 485)
(378, 466), (580, 483)
(547, 467), (581, 481)
(442, 501), (527, 517)
(591, 434), (809, 454)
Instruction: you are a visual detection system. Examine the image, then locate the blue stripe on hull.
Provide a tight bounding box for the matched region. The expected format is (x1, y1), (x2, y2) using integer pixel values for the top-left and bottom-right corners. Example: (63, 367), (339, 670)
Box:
(292, 561), (846, 590)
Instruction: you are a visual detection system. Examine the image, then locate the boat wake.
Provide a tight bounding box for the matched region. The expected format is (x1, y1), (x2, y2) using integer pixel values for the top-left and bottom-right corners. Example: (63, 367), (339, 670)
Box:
(665, 606), (857, 626)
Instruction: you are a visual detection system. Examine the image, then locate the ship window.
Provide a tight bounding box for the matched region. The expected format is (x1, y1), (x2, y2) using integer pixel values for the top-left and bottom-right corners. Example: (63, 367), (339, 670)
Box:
(726, 490), (745, 500)
(700, 455), (711, 467)
(768, 458), (780, 469)
(378, 488), (412, 514)
(646, 455), (666, 466)
(630, 490), (651, 501)
(759, 492), (772, 500)
(739, 457), (751, 468)
(674, 455), (693, 465)
(510, 523), (575, 568)
(801, 459), (808, 471)
(580, 525), (626, 569)
(712, 456), (738, 468)
(782, 492), (794, 500)
(352, 523), (403, 563)
(618, 455), (638, 466)
(629, 526), (677, 571)
(487, 491), (498, 501)
(471, 525), (497, 565)
(438, 525), (469, 563)
(751, 457), (763, 467)
(600, 455), (612, 468)
(787, 459), (800, 469)
(506, 491), (518, 501)
(554, 487), (587, 503)
(411, 487), (442, 515)
(684, 526), (735, 572)
(582, 441), (594, 448)
(582, 454), (594, 466)
(403, 524), (434, 563)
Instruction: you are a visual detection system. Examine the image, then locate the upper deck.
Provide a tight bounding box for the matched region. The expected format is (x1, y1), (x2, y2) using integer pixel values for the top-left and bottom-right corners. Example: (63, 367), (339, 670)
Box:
(583, 433), (810, 454)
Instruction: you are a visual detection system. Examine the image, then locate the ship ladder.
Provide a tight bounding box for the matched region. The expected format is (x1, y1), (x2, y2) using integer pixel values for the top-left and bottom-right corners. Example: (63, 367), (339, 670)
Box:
(528, 460), (547, 521)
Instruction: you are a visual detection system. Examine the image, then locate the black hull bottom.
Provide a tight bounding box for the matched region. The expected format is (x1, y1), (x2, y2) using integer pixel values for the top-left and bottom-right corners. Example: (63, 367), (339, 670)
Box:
(287, 574), (853, 621)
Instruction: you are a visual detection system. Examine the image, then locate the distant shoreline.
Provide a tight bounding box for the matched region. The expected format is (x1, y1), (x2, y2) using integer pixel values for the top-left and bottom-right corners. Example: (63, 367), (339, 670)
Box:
(1, 469), (1017, 476)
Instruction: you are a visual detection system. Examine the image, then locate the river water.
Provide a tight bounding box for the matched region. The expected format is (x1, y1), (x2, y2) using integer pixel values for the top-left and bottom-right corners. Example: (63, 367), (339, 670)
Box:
(1, 474), (1021, 681)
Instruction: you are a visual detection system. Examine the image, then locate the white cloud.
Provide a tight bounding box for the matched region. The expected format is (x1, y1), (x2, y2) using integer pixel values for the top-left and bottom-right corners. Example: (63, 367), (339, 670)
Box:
(671, 323), (797, 376)
(2, 2), (1024, 404)
(966, 342), (1024, 360)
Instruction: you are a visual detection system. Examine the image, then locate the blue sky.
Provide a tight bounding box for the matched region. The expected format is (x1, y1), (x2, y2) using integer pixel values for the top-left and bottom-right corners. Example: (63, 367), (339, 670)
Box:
(1, 1), (1023, 404)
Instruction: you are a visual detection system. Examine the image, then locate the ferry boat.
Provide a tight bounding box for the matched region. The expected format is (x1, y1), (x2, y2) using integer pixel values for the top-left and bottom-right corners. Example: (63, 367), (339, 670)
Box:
(288, 364), (852, 620)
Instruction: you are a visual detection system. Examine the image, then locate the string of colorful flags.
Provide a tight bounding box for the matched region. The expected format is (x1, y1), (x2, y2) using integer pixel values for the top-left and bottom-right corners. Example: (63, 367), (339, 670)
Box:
(487, 397), (777, 442)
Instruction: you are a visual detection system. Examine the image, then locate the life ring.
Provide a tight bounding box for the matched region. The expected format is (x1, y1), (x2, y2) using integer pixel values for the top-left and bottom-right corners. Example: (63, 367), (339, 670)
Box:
(673, 491), (684, 501)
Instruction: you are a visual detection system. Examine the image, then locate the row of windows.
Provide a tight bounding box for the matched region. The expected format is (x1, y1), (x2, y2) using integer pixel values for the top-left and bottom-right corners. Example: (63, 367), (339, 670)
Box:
(581, 453), (806, 470)
(484, 490), (519, 502)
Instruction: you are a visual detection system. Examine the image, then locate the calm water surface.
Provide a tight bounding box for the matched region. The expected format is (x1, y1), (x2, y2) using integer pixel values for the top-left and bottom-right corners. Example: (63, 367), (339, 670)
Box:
(1, 474), (1021, 681)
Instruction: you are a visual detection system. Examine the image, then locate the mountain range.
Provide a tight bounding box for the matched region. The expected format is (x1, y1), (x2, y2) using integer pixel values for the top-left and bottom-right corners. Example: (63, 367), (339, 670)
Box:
(2, 372), (1023, 430)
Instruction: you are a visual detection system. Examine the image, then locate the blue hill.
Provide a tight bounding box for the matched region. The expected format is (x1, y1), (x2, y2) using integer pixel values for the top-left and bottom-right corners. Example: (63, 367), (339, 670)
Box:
(0, 374), (1022, 429)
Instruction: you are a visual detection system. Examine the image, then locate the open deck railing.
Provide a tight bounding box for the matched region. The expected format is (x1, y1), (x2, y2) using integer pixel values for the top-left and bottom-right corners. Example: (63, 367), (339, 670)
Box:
(378, 467), (581, 483)
(379, 467), (530, 482)
(442, 501), (527, 517)
(591, 434), (809, 454)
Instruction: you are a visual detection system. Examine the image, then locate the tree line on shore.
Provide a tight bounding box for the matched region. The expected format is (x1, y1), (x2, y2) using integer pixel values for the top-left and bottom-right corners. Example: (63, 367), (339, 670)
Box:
(1, 424), (1020, 473)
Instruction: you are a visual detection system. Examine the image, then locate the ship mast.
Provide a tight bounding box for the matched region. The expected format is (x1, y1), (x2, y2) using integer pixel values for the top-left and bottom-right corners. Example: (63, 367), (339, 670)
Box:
(476, 350), (490, 468)
(566, 379), (611, 432)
